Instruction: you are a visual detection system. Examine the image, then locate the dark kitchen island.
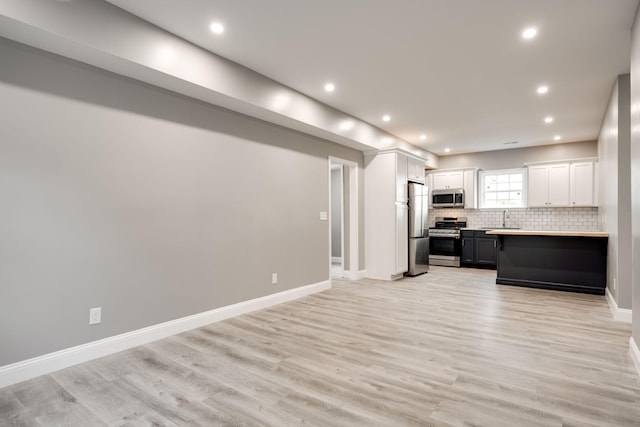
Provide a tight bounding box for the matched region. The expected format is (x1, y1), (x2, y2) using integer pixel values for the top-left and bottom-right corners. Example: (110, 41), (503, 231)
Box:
(485, 230), (609, 295)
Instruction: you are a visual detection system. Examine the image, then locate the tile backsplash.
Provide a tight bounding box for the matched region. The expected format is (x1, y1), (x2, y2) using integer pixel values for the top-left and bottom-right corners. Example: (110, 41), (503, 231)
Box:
(428, 207), (599, 231)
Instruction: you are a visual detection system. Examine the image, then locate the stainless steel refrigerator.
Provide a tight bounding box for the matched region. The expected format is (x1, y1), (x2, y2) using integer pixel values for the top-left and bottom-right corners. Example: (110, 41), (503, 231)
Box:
(406, 182), (429, 276)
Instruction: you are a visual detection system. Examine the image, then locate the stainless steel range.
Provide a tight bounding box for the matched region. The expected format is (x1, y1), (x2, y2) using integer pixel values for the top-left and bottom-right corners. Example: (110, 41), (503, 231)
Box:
(428, 217), (467, 267)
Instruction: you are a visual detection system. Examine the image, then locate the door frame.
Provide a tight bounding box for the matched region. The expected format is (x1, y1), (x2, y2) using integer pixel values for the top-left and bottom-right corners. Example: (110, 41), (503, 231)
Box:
(328, 156), (359, 280)
(330, 163), (344, 277)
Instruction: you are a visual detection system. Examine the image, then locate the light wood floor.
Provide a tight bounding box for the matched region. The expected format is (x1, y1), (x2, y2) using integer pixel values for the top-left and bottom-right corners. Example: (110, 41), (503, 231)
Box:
(1, 266), (639, 426)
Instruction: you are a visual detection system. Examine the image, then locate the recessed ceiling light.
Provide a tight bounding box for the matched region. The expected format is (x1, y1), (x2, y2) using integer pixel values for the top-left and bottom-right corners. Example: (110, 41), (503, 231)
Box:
(444, 148), (451, 153)
(554, 135), (561, 141)
(382, 115), (391, 122)
(210, 22), (225, 34)
(324, 82), (335, 93)
(537, 85), (549, 94)
(420, 134), (427, 141)
(544, 116), (554, 124)
(522, 27), (538, 40)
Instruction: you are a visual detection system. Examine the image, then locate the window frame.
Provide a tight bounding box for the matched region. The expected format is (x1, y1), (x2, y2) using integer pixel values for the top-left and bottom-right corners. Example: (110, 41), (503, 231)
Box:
(478, 168), (528, 210)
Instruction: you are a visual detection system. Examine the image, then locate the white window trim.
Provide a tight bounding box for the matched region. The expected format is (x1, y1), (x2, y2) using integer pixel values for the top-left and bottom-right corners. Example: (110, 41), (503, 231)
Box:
(478, 168), (528, 209)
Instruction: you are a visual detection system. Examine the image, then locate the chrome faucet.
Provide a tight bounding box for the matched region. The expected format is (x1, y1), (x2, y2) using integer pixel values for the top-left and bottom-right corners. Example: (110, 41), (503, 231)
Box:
(502, 210), (509, 228)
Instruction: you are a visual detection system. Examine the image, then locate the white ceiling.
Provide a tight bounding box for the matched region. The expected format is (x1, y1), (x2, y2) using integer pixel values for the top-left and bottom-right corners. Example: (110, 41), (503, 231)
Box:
(105, 0), (637, 156)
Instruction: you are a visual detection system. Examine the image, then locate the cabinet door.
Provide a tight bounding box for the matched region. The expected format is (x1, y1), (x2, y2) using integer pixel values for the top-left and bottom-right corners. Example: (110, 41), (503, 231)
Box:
(447, 171), (464, 188)
(407, 157), (425, 183)
(463, 169), (476, 209)
(396, 154), (408, 202)
(547, 163), (570, 206)
(570, 162), (594, 206)
(528, 165), (549, 207)
(475, 237), (497, 266)
(593, 162), (599, 207)
(461, 237), (474, 264)
(432, 171), (464, 189)
(432, 173), (449, 190)
(395, 203), (409, 274)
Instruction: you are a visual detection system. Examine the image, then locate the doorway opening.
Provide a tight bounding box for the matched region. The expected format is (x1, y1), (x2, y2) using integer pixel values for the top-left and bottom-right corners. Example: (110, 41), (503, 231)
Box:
(329, 157), (359, 280)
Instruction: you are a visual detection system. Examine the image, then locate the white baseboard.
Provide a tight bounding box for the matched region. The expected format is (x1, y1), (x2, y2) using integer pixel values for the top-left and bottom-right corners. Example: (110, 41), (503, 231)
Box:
(605, 288), (632, 323)
(0, 280), (331, 389)
(345, 270), (366, 280)
(630, 337), (640, 378)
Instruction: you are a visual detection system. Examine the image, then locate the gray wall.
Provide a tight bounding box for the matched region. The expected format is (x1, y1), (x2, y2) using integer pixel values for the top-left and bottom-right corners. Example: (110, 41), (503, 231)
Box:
(0, 38), (364, 366)
(437, 140), (598, 170)
(598, 75), (632, 310)
(331, 167), (342, 258)
(631, 5), (640, 355)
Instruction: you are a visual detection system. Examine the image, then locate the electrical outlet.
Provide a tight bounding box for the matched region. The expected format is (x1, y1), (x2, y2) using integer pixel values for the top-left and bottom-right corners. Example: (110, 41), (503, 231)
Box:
(89, 307), (102, 325)
(319, 211), (328, 221)
(272, 273), (278, 285)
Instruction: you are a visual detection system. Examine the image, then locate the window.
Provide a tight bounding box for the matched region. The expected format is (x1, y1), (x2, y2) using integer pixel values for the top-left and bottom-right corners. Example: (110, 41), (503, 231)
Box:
(478, 168), (527, 209)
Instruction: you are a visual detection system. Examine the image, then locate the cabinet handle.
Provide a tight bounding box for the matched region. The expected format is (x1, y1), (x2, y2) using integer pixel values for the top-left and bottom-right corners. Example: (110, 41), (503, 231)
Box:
(494, 240), (496, 248)
(462, 240), (465, 246)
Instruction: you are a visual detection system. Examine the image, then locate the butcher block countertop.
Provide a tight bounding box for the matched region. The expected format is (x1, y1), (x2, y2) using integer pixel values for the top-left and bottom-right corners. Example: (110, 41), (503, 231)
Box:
(485, 230), (608, 237)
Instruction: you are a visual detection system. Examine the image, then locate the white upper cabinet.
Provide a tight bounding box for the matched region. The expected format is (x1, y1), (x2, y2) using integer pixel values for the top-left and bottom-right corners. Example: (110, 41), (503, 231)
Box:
(547, 163), (570, 206)
(527, 165), (550, 207)
(432, 170), (464, 190)
(463, 169), (477, 209)
(570, 162), (594, 206)
(428, 169), (476, 208)
(528, 163), (570, 207)
(407, 156), (425, 183)
(425, 173), (434, 207)
(527, 159), (596, 208)
(593, 162), (599, 206)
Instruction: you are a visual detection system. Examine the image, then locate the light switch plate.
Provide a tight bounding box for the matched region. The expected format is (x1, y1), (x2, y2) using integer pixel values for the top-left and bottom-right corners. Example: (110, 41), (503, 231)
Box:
(320, 211), (328, 221)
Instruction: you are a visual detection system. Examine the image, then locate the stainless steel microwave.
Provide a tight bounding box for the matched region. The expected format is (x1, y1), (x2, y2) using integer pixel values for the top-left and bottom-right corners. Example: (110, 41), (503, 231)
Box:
(432, 188), (465, 208)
